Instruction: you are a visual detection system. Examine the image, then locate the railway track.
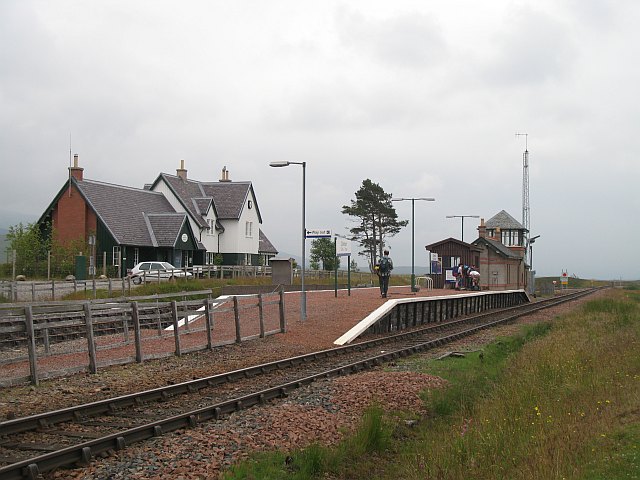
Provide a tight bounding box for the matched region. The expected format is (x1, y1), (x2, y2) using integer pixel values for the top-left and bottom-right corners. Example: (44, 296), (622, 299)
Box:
(0, 288), (598, 479)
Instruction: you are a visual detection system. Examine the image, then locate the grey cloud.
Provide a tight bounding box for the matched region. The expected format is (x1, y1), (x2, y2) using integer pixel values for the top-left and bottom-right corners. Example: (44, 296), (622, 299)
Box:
(336, 8), (447, 70)
(481, 7), (576, 88)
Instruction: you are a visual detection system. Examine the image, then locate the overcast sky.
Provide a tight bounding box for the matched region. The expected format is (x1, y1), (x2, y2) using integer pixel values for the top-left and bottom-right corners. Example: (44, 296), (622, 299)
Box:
(1, 1), (638, 280)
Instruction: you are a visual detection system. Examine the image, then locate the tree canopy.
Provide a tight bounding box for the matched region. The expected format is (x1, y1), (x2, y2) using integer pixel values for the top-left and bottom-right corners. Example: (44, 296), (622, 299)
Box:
(310, 237), (340, 271)
(341, 179), (407, 271)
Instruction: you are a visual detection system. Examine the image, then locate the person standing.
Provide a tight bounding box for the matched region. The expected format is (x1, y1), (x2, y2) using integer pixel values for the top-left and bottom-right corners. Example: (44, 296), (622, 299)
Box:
(376, 249), (393, 298)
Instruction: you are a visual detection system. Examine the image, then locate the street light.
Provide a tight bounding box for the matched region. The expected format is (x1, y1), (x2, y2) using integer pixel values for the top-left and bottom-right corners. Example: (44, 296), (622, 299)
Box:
(446, 215), (479, 243)
(529, 235), (540, 271)
(392, 197), (436, 292)
(269, 161), (307, 320)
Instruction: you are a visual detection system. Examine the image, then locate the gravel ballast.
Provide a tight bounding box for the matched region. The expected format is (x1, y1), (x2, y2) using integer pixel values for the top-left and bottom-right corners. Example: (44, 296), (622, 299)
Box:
(0, 286), (603, 479)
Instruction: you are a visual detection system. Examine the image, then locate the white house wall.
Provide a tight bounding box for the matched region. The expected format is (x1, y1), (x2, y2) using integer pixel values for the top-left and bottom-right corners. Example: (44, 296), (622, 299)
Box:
(218, 191), (261, 254)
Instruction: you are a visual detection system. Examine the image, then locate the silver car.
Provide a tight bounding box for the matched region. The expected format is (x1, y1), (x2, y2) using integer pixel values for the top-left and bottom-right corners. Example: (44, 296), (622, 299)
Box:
(128, 261), (193, 285)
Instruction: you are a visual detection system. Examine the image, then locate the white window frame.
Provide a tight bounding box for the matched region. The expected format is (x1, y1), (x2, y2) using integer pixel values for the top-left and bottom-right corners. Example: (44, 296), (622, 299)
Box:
(133, 248), (139, 265)
(245, 221), (253, 238)
(207, 219), (214, 236)
(113, 246), (121, 266)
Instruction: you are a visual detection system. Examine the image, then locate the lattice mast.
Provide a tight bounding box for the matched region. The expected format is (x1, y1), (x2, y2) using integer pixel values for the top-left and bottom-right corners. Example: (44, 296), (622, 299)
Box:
(516, 133), (530, 265)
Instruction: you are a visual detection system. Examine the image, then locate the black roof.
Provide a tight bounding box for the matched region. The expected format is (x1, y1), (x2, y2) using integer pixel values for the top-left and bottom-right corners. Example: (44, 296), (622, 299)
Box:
(259, 230), (278, 254)
(75, 179), (179, 246)
(145, 213), (189, 247)
(152, 174), (264, 227)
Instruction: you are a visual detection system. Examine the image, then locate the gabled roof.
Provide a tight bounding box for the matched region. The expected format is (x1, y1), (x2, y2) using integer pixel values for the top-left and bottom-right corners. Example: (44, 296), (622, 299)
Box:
(485, 210), (526, 230)
(425, 237), (481, 252)
(75, 179), (177, 246)
(259, 230), (278, 254)
(203, 182), (260, 221)
(472, 236), (521, 259)
(151, 174), (263, 227)
(145, 213), (189, 247)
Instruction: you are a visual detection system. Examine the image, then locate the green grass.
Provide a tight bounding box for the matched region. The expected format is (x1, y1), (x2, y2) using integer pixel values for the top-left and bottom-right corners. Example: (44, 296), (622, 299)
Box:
(222, 289), (640, 479)
(221, 404), (393, 479)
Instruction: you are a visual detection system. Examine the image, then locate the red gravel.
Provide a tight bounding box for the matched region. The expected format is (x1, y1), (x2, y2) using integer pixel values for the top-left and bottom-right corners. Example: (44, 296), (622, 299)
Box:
(0, 286), (603, 479)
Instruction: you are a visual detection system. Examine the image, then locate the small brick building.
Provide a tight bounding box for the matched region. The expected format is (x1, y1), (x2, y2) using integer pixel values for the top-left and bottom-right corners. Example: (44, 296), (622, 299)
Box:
(471, 210), (527, 290)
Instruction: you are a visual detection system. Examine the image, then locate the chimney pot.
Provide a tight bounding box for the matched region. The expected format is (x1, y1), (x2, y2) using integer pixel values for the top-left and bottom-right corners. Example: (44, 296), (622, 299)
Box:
(177, 159), (187, 180)
(219, 166), (231, 182)
(69, 153), (84, 181)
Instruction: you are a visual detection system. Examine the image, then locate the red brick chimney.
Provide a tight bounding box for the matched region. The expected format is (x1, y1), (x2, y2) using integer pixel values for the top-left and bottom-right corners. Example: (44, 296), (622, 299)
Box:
(69, 154), (84, 181)
(176, 159), (187, 180)
(477, 218), (486, 238)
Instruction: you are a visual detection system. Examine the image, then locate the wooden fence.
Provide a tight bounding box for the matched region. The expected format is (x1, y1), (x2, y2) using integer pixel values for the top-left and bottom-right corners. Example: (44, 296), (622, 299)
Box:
(0, 289), (286, 387)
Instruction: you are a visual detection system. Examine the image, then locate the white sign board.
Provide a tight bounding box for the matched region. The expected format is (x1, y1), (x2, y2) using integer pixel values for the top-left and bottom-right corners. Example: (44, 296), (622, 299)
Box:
(430, 252), (439, 261)
(306, 228), (332, 238)
(336, 237), (351, 257)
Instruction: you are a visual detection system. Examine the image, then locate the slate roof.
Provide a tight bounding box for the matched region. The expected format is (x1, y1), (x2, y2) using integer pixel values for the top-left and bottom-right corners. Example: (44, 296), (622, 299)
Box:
(472, 236), (521, 259)
(145, 213), (188, 247)
(259, 230), (278, 254)
(153, 173), (263, 225)
(75, 179), (178, 246)
(154, 174), (210, 228)
(485, 210), (526, 230)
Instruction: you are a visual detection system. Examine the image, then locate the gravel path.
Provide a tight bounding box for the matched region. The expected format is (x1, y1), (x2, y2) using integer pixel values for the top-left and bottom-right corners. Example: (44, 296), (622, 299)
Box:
(0, 286), (604, 479)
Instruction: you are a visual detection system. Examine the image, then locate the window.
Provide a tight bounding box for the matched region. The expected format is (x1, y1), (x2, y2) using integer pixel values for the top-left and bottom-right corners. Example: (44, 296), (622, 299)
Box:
(245, 221), (253, 238)
(248, 200), (253, 209)
(501, 230), (521, 247)
(113, 246), (121, 266)
(244, 253), (251, 265)
(206, 252), (216, 265)
(207, 218), (214, 236)
(134, 248), (139, 265)
(450, 256), (460, 268)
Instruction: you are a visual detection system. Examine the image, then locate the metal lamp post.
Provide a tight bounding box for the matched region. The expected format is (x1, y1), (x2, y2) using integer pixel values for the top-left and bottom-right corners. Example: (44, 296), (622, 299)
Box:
(529, 235), (540, 271)
(392, 197), (435, 292)
(269, 161), (307, 320)
(446, 215), (479, 243)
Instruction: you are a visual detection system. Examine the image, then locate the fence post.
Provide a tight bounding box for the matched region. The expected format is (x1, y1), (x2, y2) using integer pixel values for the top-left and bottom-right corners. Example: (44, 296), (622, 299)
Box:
(24, 305), (39, 386)
(258, 294), (265, 338)
(131, 301), (143, 363)
(278, 288), (286, 333)
(171, 300), (181, 356)
(204, 299), (213, 350)
(31, 283), (35, 302)
(108, 278), (112, 297)
(51, 279), (55, 301)
(83, 303), (98, 374)
(43, 319), (50, 354)
(233, 296), (241, 343)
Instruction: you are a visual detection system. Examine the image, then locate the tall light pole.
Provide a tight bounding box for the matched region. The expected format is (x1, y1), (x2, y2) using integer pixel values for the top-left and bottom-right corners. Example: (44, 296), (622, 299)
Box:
(270, 161), (307, 320)
(446, 215), (479, 243)
(529, 235), (540, 271)
(392, 197), (435, 292)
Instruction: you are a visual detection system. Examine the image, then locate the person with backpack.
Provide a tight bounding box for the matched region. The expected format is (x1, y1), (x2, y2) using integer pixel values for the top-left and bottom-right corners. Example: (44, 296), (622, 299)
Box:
(376, 249), (394, 298)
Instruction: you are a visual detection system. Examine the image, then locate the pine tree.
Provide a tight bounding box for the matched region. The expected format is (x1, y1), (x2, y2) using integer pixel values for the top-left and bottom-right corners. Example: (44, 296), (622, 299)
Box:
(341, 179), (407, 271)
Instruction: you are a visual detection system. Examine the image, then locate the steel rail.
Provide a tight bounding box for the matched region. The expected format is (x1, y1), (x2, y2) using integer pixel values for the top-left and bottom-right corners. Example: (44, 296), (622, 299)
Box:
(0, 288), (599, 479)
(0, 289), (594, 439)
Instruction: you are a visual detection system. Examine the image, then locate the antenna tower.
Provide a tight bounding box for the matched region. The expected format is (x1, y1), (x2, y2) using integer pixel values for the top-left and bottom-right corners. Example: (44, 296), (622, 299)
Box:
(516, 132), (529, 264)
